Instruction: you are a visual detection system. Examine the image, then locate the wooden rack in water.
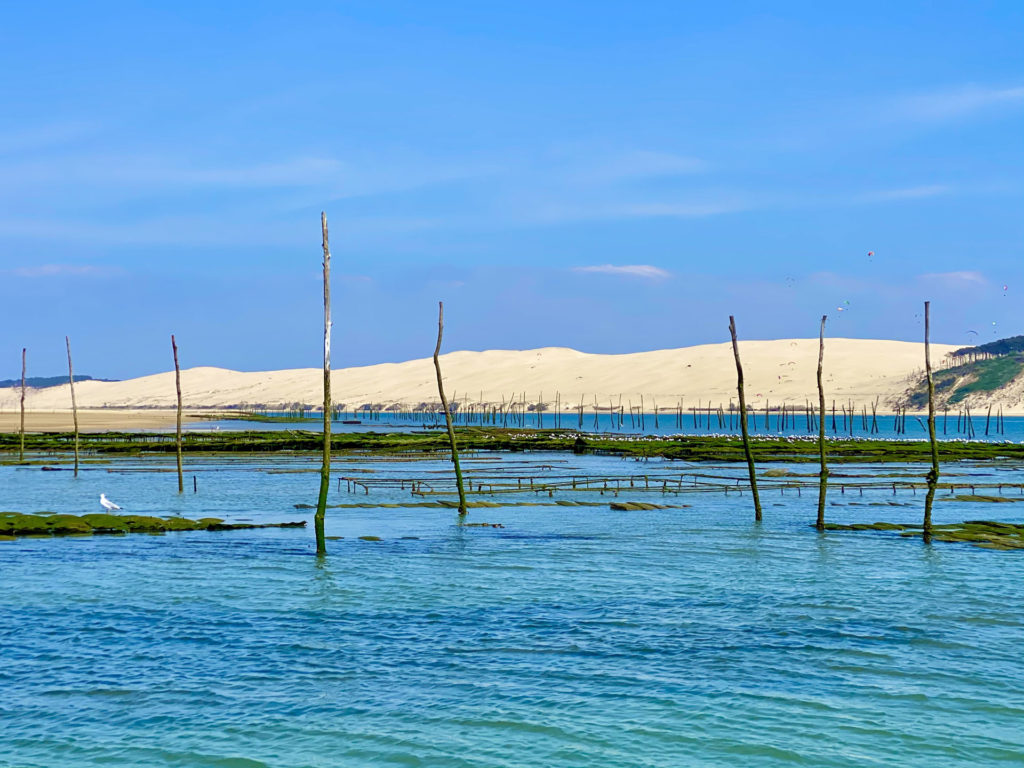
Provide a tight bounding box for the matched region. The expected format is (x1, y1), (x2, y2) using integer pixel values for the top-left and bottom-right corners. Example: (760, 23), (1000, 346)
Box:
(337, 467), (1024, 500)
(236, 396), (1006, 437)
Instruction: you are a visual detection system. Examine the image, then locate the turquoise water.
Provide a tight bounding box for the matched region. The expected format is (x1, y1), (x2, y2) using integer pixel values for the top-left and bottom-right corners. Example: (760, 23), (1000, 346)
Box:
(192, 412), (1024, 442)
(3, 453), (1024, 767)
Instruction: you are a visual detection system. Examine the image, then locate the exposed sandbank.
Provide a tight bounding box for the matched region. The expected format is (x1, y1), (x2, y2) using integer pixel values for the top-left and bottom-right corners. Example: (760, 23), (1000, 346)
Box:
(0, 410), (204, 434)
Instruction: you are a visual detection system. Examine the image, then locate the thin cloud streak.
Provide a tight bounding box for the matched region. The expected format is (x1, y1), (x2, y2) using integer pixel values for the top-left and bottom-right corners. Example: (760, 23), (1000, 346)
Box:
(918, 270), (987, 287)
(1, 155), (343, 189)
(0, 121), (99, 157)
(895, 84), (1024, 122)
(502, 200), (739, 228)
(574, 150), (705, 183)
(573, 264), (671, 279)
(9, 263), (123, 278)
(611, 201), (744, 218)
(857, 184), (952, 202)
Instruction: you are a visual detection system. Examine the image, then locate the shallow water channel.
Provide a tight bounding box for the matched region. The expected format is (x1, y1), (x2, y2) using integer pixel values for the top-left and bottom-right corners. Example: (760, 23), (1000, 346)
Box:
(3, 451), (1024, 767)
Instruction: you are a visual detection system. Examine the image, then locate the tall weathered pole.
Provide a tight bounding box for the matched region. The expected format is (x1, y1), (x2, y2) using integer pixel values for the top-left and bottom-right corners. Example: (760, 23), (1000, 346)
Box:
(924, 301), (939, 537)
(315, 211), (332, 555)
(66, 337), (79, 477)
(171, 335), (183, 493)
(816, 315), (829, 529)
(434, 301), (468, 517)
(19, 348), (26, 462)
(729, 316), (762, 521)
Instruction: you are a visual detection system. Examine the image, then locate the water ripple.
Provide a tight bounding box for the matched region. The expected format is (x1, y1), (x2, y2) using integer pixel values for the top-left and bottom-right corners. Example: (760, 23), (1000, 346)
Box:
(3, 454), (1024, 766)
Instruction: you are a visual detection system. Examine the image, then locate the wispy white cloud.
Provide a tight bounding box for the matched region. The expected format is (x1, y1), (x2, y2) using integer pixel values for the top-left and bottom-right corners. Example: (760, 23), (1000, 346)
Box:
(0, 211), (457, 248)
(575, 150), (704, 183)
(573, 264), (671, 279)
(857, 184), (952, 202)
(9, 263), (123, 278)
(520, 198), (743, 226)
(609, 201), (743, 218)
(0, 126), (734, 246)
(807, 271), (877, 292)
(918, 270), (987, 287)
(2, 155), (344, 189)
(895, 84), (1024, 122)
(0, 150), (502, 215)
(0, 121), (98, 157)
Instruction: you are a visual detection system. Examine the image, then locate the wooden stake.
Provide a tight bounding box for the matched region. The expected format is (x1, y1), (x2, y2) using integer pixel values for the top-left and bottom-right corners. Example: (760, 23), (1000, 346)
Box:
(924, 301), (939, 537)
(923, 481), (937, 544)
(171, 334), (184, 493)
(434, 301), (467, 516)
(729, 316), (762, 521)
(816, 315), (828, 529)
(315, 212), (332, 554)
(66, 336), (79, 477)
(19, 348), (26, 462)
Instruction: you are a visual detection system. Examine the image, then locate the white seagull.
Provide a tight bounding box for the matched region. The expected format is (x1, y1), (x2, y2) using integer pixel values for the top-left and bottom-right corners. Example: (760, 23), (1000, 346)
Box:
(99, 493), (122, 513)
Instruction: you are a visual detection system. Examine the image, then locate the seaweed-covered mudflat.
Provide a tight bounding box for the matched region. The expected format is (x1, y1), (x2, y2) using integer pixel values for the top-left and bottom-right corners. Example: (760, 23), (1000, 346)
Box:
(7, 426), (1024, 463)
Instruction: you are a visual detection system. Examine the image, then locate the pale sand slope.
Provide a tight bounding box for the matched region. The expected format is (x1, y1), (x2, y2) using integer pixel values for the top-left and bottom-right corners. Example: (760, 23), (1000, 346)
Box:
(3, 339), (1001, 420)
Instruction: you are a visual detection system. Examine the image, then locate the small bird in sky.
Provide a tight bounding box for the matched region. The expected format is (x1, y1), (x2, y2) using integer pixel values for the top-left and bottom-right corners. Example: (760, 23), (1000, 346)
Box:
(99, 493), (122, 513)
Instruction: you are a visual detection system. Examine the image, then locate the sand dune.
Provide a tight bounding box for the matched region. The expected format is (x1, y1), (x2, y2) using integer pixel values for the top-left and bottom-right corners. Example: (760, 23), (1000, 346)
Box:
(2, 339), (993, 420)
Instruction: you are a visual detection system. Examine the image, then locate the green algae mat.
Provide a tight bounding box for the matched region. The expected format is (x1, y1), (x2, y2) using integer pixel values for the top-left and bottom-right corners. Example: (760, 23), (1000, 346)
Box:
(0, 512), (305, 539)
(822, 519), (1024, 550)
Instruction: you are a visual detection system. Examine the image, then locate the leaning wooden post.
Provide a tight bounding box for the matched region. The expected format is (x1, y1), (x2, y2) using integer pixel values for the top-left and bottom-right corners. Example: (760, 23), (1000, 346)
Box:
(315, 212), (332, 555)
(65, 336), (79, 477)
(171, 334), (184, 493)
(923, 301), (939, 537)
(433, 301), (468, 517)
(19, 348), (26, 462)
(816, 315), (829, 530)
(729, 316), (762, 521)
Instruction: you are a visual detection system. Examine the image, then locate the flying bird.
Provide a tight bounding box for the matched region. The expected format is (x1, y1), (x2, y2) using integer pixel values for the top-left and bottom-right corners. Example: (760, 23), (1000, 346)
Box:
(99, 493), (122, 513)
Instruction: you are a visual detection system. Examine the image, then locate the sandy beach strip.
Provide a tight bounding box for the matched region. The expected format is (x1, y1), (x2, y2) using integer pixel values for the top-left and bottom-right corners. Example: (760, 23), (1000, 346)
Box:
(0, 409), (205, 434)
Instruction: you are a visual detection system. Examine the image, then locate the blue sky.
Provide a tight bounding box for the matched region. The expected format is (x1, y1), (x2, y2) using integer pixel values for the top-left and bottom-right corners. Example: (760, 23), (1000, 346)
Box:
(2, 1), (1022, 378)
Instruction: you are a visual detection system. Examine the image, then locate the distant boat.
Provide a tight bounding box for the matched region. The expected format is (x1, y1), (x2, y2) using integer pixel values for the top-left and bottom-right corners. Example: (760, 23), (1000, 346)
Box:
(341, 419), (362, 425)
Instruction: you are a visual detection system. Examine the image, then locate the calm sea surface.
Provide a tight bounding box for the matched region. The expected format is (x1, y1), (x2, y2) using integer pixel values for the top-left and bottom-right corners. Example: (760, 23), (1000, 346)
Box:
(193, 412), (1024, 442)
(3, 452), (1024, 767)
